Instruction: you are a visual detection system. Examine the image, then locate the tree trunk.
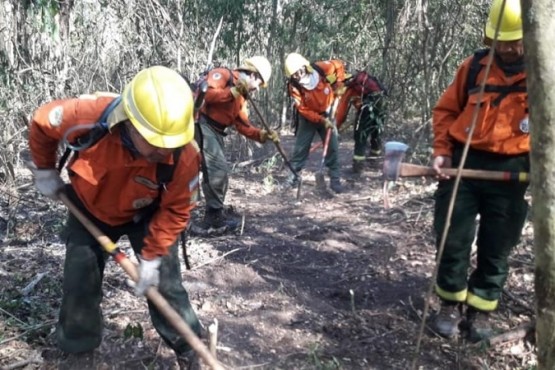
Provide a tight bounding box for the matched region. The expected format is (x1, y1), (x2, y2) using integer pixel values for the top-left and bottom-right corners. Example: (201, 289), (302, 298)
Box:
(522, 0), (555, 368)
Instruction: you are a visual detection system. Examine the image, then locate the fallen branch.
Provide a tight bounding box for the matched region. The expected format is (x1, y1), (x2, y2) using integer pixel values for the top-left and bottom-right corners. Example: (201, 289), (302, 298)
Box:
(502, 289), (535, 315)
(20, 272), (47, 296)
(192, 248), (245, 270)
(2, 355), (42, 370)
(0, 320), (56, 345)
(233, 157), (267, 169)
(487, 321), (535, 346)
(0, 307), (27, 327)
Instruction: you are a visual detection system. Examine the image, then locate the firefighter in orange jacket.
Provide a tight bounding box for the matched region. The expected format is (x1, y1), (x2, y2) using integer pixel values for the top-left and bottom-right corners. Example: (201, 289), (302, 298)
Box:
(430, 0), (528, 343)
(195, 56), (278, 234)
(28, 66), (201, 368)
(283, 53), (344, 193)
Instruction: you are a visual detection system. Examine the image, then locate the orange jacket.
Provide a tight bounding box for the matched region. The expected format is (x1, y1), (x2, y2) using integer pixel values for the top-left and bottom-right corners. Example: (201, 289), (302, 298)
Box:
(29, 94), (200, 259)
(288, 64), (336, 125)
(316, 60), (347, 90)
(433, 54), (528, 157)
(335, 87), (363, 128)
(200, 68), (262, 142)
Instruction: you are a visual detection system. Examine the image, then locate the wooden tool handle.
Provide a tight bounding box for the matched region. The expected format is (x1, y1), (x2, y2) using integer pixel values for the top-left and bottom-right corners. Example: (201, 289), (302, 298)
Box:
(58, 192), (225, 370)
(399, 163), (529, 183)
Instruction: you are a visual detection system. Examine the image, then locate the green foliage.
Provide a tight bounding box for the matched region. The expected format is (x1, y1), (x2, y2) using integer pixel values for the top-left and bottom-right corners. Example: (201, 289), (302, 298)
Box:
(0, 279), (60, 344)
(0, 0), (492, 183)
(24, 0), (61, 38)
(123, 323), (144, 339)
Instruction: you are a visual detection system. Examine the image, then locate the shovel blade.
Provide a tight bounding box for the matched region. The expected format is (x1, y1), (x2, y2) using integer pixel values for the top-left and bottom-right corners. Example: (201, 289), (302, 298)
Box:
(315, 171), (326, 191)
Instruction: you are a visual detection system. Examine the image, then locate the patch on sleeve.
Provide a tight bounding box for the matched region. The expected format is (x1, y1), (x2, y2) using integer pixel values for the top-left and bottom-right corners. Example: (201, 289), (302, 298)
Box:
(132, 197), (154, 209)
(189, 175), (199, 192)
(48, 106), (64, 127)
(519, 117), (529, 133)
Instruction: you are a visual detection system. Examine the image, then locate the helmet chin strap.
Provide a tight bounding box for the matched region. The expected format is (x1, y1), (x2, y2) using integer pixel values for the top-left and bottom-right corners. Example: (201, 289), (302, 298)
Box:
(120, 124), (141, 157)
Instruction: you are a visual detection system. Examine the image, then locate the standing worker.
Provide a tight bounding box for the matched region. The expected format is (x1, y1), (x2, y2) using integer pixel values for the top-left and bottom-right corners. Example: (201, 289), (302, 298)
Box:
(430, 0), (528, 342)
(336, 70), (388, 173)
(284, 52), (345, 193)
(28, 66), (202, 369)
(194, 56), (278, 234)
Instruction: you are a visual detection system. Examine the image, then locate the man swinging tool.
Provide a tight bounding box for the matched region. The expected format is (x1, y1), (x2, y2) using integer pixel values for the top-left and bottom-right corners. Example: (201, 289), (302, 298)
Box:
(192, 56), (279, 235)
(28, 66), (202, 369)
(283, 52), (344, 194)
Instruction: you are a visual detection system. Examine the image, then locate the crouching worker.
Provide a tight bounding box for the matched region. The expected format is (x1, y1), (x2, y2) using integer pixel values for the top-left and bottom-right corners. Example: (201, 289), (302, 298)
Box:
(193, 56), (278, 235)
(28, 66), (202, 369)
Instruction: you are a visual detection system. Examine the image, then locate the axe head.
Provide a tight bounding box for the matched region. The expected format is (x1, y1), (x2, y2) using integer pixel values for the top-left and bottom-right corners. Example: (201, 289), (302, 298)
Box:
(383, 141), (409, 181)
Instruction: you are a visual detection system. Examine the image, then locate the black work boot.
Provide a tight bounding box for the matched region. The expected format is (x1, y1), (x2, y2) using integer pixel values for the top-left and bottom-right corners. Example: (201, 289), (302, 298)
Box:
(352, 159), (365, 174)
(202, 207), (240, 231)
(432, 301), (462, 338)
(466, 308), (493, 343)
(329, 177), (343, 194)
(176, 350), (200, 370)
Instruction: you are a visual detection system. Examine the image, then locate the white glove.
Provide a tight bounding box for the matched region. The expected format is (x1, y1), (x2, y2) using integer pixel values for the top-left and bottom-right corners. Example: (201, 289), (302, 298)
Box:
(135, 257), (162, 296)
(32, 168), (64, 200)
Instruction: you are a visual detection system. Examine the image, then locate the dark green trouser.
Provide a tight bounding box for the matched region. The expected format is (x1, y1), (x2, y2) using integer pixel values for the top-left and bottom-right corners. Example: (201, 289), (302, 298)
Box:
(290, 115), (340, 178)
(196, 119), (228, 211)
(434, 146), (529, 311)
(57, 201), (200, 354)
(353, 93), (387, 157)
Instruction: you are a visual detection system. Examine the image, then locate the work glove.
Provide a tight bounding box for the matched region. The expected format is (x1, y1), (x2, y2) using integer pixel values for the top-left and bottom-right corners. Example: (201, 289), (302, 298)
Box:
(322, 118), (334, 131)
(31, 168), (64, 200)
(230, 79), (249, 98)
(335, 85), (347, 96)
(135, 256), (161, 296)
(431, 155), (452, 180)
(259, 129), (280, 144)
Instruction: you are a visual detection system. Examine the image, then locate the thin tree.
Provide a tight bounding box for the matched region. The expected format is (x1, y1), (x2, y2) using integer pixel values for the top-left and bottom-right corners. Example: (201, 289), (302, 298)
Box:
(522, 0), (555, 368)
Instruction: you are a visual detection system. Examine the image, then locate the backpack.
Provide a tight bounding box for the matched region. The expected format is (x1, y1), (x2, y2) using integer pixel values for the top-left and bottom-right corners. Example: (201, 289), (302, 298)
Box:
(287, 59), (346, 93)
(347, 71), (387, 96)
(188, 67), (234, 106)
(465, 48), (526, 106)
(313, 59), (347, 86)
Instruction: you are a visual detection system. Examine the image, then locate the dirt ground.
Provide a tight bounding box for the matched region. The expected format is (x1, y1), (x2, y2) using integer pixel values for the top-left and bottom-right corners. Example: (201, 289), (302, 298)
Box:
(0, 130), (536, 369)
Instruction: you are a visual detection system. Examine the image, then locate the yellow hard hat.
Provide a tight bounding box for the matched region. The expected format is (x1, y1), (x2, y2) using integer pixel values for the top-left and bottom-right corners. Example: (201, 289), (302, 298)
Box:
(284, 53), (310, 78)
(239, 56), (272, 88)
(122, 66), (194, 149)
(485, 0), (522, 41)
